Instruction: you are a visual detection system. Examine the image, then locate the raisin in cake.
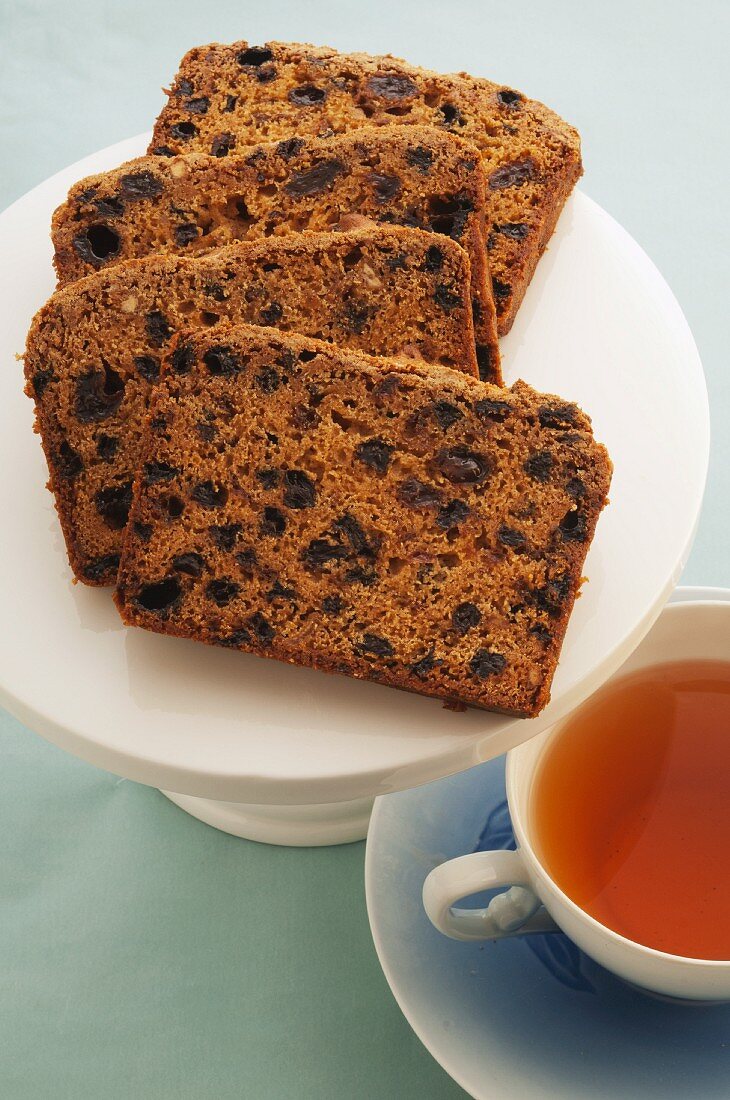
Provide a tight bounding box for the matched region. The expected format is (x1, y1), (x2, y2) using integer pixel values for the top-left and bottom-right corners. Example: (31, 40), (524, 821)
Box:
(150, 40), (582, 336)
(25, 225), (477, 586)
(52, 127), (499, 382)
(115, 323), (611, 717)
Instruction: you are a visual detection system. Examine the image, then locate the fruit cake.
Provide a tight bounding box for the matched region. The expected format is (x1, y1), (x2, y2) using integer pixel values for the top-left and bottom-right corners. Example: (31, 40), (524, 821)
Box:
(25, 225), (478, 586)
(150, 40), (582, 336)
(115, 323), (611, 717)
(52, 127), (500, 382)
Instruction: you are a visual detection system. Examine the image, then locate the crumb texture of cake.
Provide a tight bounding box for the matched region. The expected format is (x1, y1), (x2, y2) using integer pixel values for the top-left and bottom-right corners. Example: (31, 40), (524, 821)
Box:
(52, 127), (499, 381)
(149, 40), (583, 335)
(25, 226), (478, 586)
(115, 324), (611, 717)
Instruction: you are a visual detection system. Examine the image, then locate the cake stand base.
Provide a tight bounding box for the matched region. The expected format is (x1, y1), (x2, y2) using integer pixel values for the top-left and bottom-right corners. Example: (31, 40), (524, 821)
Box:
(160, 790), (373, 846)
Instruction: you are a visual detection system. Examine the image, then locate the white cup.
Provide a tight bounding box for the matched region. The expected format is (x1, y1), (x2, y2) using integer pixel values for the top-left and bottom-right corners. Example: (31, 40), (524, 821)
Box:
(423, 598), (730, 1002)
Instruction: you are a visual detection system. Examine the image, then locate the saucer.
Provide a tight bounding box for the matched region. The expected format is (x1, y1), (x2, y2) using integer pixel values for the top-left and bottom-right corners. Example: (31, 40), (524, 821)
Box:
(365, 587), (730, 1099)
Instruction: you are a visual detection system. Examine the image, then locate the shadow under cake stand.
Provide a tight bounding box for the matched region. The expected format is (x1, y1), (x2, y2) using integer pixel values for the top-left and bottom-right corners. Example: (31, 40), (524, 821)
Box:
(0, 136), (709, 845)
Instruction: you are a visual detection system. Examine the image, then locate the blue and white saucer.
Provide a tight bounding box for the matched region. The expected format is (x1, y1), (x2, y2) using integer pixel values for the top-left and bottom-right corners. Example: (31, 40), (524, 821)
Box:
(365, 588), (730, 1099)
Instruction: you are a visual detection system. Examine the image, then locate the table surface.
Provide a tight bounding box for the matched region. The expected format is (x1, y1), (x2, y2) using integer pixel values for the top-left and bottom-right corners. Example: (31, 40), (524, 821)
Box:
(1, 2), (727, 1097)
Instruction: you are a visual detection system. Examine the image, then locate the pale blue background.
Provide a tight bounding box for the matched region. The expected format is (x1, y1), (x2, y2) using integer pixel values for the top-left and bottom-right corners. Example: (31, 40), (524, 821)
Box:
(0, 1), (727, 1096)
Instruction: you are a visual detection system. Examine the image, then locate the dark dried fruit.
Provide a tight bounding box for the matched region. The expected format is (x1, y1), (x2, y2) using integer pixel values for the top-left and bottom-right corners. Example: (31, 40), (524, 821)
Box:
(398, 478), (441, 508)
(406, 146), (433, 173)
(238, 46), (273, 66)
(428, 194), (474, 240)
(434, 284), (462, 312)
(433, 447), (491, 486)
(56, 441), (84, 479)
(369, 173), (402, 202)
(236, 548), (258, 570)
(524, 451), (553, 481)
(344, 301), (374, 335)
(256, 468), (279, 489)
(469, 649), (507, 679)
(436, 499), (469, 529)
(497, 88), (523, 107)
(289, 84), (326, 106)
(191, 481), (228, 508)
(386, 252), (407, 271)
(322, 595), (343, 615)
(136, 577), (181, 612)
(498, 525), (526, 549)
(439, 102), (464, 126)
(206, 578), (239, 607)
(302, 538), (349, 568)
(534, 573), (571, 616)
(494, 222), (528, 240)
(492, 278), (511, 300)
(334, 514), (377, 558)
(277, 137), (305, 159)
(260, 301), (283, 325)
(489, 160), (536, 190)
(31, 369), (54, 398)
(143, 461), (178, 484)
(254, 368), (279, 394)
(410, 650), (443, 678)
(422, 245), (444, 272)
(452, 602), (481, 634)
(283, 470), (316, 509)
(475, 397), (511, 422)
(174, 222), (199, 246)
(566, 476), (586, 499)
(432, 401), (463, 430)
(83, 554), (120, 583)
(211, 132), (235, 157)
(366, 73), (418, 100)
(94, 481), (132, 530)
(344, 565), (377, 587)
(133, 355), (160, 382)
(133, 522), (152, 541)
(285, 160), (344, 196)
(291, 403), (320, 429)
(96, 434), (118, 462)
(145, 310), (172, 347)
(559, 509), (588, 542)
(74, 364), (125, 423)
(73, 225), (120, 264)
(538, 403), (578, 429)
(170, 121), (198, 140)
(184, 96), (210, 114)
(172, 342), (195, 375)
(530, 623), (552, 646)
(120, 171), (163, 199)
(220, 628), (252, 647)
(203, 345), (243, 376)
(267, 580), (297, 602)
(356, 633), (394, 658)
(223, 95), (237, 113)
(173, 552), (203, 577)
(166, 495), (184, 518)
(209, 523), (242, 551)
(150, 145), (174, 157)
(260, 506), (286, 537)
(175, 78), (193, 96)
(249, 611), (275, 645)
(94, 196), (125, 217)
(196, 422), (217, 442)
(355, 438), (393, 474)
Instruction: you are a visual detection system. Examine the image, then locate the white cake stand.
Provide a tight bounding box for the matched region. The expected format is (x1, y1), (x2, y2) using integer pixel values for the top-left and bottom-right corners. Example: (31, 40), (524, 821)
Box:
(0, 135), (709, 845)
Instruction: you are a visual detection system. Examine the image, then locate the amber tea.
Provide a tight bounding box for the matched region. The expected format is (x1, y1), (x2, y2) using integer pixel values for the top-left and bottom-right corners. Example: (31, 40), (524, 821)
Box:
(532, 660), (730, 960)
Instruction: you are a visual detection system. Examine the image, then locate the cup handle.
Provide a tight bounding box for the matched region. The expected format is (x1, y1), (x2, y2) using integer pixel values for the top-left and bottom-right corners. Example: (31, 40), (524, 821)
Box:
(422, 849), (559, 942)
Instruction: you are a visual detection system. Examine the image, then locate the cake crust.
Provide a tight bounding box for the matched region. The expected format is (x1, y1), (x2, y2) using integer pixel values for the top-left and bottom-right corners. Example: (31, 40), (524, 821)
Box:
(114, 323), (611, 717)
(149, 40), (583, 335)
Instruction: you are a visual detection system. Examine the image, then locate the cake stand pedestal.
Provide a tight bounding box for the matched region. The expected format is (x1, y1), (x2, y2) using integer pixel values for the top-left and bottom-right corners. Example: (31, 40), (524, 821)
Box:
(161, 791), (374, 845)
(0, 135), (709, 848)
